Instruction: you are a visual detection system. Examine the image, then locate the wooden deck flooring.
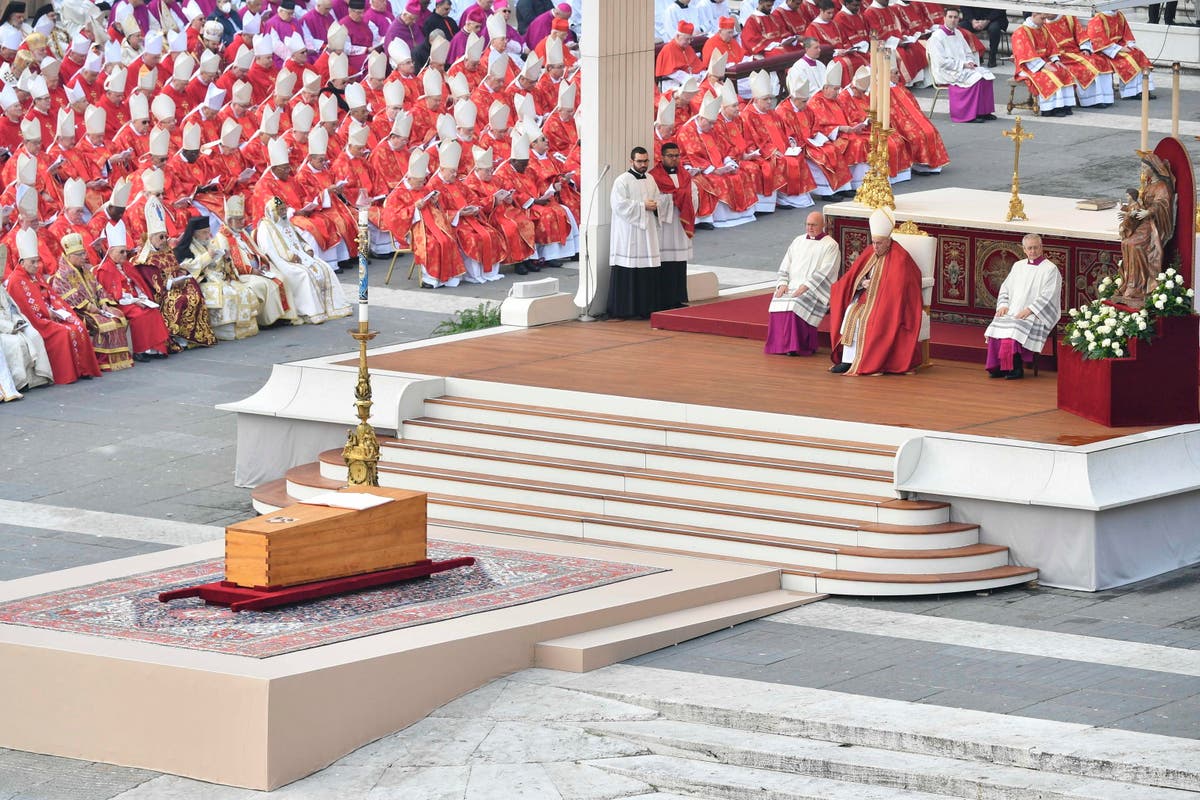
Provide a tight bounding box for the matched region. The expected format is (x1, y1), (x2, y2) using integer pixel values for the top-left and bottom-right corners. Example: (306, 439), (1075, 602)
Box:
(352, 320), (1163, 446)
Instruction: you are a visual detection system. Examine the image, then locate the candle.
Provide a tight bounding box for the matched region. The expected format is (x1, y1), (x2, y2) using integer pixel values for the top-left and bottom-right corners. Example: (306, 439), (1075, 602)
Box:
(1140, 69), (1150, 151)
(1172, 63), (1180, 139)
(880, 62), (891, 130)
(357, 205), (369, 324)
(868, 41), (879, 114)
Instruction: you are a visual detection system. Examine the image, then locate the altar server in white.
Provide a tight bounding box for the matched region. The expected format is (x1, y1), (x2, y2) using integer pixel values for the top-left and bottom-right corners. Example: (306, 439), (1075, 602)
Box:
(606, 146), (663, 320)
(765, 211), (842, 356)
(984, 233), (1062, 380)
(927, 8), (996, 123)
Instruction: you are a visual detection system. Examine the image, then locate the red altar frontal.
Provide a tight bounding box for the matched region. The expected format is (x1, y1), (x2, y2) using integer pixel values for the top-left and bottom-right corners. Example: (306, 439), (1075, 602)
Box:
(824, 188), (1121, 328)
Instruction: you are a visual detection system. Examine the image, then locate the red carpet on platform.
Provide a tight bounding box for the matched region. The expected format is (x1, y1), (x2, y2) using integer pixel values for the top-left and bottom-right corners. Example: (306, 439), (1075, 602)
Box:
(0, 540), (664, 658)
(651, 291), (1056, 368)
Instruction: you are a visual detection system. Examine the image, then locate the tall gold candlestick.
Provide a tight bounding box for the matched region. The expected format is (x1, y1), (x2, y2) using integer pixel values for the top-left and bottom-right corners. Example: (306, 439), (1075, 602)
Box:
(868, 39), (879, 113)
(853, 112), (895, 210)
(342, 202), (380, 487)
(1003, 116), (1033, 222)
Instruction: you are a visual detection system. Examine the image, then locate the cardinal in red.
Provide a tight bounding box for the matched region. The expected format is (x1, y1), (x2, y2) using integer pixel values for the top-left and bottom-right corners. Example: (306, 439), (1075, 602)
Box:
(829, 208), (923, 376)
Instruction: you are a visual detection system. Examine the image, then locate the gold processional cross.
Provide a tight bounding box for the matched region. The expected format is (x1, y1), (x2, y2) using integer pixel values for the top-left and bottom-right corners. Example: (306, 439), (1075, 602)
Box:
(1003, 117), (1033, 222)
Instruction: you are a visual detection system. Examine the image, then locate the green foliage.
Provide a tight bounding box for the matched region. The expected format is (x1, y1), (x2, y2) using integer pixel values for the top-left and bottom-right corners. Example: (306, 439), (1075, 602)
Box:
(431, 302), (502, 337)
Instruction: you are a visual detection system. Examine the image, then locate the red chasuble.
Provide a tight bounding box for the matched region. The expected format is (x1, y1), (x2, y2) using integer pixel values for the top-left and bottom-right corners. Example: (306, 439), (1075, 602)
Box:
(492, 162), (573, 248)
(464, 171), (536, 263)
(675, 118), (758, 217)
(774, 97), (852, 190)
(1043, 16), (1107, 89)
(888, 84), (950, 170)
(380, 181), (465, 283)
(655, 39), (702, 79)
(828, 243), (922, 375)
(93, 257), (172, 355)
(738, 105), (817, 197)
(5, 267), (103, 383)
(649, 163), (696, 237)
(716, 112), (781, 198)
(837, 88), (912, 177)
(1011, 23), (1075, 100)
(1085, 12), (1152, 83)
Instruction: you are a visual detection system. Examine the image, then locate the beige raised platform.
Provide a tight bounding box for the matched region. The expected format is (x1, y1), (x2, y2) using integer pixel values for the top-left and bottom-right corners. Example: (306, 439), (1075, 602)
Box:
(0, 527), (812, 790)
(823, 188), (1121, 242)
(225, 487), (426, 588)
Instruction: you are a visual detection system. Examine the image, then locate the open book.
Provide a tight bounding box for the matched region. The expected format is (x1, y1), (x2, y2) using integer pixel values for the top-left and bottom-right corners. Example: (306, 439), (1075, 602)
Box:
(300, 491), (395, 510)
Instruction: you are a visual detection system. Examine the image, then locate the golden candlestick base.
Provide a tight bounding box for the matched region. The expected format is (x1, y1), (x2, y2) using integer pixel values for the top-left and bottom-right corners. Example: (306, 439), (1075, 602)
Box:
(343, 323), (380, 486)
(853, 117), (895, 210)
(1003, 116), (1033, 222)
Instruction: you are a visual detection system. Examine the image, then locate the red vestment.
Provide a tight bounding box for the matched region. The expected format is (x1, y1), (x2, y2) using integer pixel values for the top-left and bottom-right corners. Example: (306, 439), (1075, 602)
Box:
(380, 180), (465, 282)
(1085, 12), (1152, 83)
(739, 104), (816, 197)
(862, 3), (925, 84)
(700, 35), (746, 66)
(655, 39), (702, 78)
(1011, 22), (1075, 100)
(675, 118), (758, 217)
(93, 257), (171, 355)
(803, 18), (867, 84)
(888, 84), (950, 169)
(741, 13), (786, 55)
(774, 97), (852, 190)
(493, 161), (572, 248)
(649, 163), (695, 237)
(837, 88), (911, 177)
(427, 172), (507, 267)
(829, 243), (922, 375)
(716, 111), (781, 198)
(464, 170), (535, 263)
(1044, 15), (1108, 89)
(806, 91), (868, 165)
(134, 246), (217, 349)
(5, 266), (102, 383)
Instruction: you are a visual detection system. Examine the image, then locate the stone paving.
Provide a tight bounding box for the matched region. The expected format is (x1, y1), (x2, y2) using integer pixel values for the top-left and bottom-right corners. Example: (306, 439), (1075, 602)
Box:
(1, 75), (1200, 798)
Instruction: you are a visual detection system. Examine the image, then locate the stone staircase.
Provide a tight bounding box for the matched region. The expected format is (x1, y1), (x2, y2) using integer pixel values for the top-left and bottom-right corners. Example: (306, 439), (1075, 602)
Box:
(252, 394), (1038, 596)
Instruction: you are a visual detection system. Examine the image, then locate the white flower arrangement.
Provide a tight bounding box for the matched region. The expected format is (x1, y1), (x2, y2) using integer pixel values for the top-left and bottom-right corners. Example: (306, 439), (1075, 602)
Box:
(1065, 266), (1193, 360)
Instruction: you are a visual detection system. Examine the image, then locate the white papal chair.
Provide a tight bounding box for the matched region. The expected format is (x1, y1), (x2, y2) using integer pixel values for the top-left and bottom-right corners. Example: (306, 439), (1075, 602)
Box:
(892, 224), (937, 368)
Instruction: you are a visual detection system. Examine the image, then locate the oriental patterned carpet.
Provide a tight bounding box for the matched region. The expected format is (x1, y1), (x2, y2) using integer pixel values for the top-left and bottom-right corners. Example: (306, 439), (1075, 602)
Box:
(0, 540), (664, 658)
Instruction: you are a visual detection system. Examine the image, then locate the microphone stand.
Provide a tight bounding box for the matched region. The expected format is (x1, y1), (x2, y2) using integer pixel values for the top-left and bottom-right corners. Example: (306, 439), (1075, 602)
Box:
(578, 162), (610, 322)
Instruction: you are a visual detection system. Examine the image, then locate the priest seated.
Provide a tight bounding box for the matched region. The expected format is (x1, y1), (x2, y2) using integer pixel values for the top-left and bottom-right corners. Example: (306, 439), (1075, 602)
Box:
(765, 211), (841, 357)
(828, 207), (923, 375)
(984, 233), (1062, 380)
(927, 8), (997, 124)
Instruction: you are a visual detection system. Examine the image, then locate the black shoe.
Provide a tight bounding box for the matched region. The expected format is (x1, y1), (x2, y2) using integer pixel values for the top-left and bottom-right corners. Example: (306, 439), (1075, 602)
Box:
(1064, 107), (1074, 115)
(837, 190), (858, 199)
(987, 368), (1004, 378)
(133, 352), (150, 363)
(982, 113), (997, 120)
(830, 362), (851, 374)
(544, 259), (564, 268)
(514, 262), (529, 275)
(1005, 361), (1025, 380)
(1149, 92), (1158, 100)
(986, 57), (998, 68)
(527, 261), (542, 272)
(968, 116), (985, 123)
(696, 222), (715, 230)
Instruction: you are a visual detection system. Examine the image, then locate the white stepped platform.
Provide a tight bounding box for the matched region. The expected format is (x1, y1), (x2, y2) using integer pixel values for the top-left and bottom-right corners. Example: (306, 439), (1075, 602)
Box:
(559, 665), (1200, 792)
(595, 719), (1200, 799)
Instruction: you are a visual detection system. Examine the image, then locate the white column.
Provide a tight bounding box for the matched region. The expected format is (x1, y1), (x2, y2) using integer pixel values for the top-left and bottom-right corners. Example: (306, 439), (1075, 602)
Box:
(574, 0), (655, 317)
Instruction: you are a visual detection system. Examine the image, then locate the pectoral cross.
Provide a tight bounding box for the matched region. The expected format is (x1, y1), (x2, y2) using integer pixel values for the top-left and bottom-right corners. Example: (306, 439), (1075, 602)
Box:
(1003, 117), (1033, 222)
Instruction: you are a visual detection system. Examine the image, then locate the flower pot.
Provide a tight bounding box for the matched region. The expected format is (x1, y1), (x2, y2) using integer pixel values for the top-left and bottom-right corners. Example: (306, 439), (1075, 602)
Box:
(1057, 315), (1200, 427)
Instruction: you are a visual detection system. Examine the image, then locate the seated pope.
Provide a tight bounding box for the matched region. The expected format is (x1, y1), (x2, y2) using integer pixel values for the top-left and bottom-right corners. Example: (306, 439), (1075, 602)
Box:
(828, 207), (923, 375)
(983, 233), (1062, 380)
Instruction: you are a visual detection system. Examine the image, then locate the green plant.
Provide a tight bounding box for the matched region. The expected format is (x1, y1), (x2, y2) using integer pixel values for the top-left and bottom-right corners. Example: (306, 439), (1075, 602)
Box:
(431, 302), (501, 337)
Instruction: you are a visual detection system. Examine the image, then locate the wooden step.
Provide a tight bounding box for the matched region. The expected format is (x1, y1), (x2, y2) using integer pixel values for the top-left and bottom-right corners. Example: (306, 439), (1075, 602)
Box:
(424, 396), (898, 469)
(398, 419), (895, 489)
(377, 436), (894, 504)
(314, 450), (951, 527)
(535, 590), (822, 673)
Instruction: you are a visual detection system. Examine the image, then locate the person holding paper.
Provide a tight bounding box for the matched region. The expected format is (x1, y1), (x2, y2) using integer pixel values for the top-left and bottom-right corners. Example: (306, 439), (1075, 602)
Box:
(134, 207), (218, 350)
(494, 131), (578, 272)
(806, 63), (869, 190)
(655, 19), (704, 89)
(862, 0), (925, 86)
(775, 65), (853, 198)
(381, 150), (467, 288)
(93, 220), (172, 360)
(838, 67), (911, 184)
(927, 8), (998, 123)
(1085, 10), (1153, 100)
(464, 145), (534, 277)
(427, 138), (507, 283)
(741, 0), (788, 55)
(50, 232), (134, 372)
(674, 92), (757, 228)
(331, 120), (397, 259)
(764, 211), (840, 356)
(716, 79), (782, 214)
(740, 70), (816, 209)
(802, 0), (866, 88)
(5, 227), (102, 383)
(831, 0), (872, 77)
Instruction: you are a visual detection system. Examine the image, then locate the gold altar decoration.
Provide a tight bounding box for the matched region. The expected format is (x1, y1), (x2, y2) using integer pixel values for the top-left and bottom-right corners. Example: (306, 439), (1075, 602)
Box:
(1003, 117), (1032, 222)
(854, 40), (896, 210)
(896, 221), (927, 236)
(342, 200), (381, 487)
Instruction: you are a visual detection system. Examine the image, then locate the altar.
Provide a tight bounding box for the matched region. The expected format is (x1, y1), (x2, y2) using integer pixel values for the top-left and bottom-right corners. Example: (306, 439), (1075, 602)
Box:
(824, 188), (1122, 327)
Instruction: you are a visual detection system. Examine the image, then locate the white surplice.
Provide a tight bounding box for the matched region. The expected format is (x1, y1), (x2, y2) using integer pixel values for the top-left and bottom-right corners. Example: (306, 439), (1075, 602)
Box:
(0, 280), (53, 393)
(609, 170), (662, 270)
(984, 258), (1062, 351)
(767, 233), (842, 327)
